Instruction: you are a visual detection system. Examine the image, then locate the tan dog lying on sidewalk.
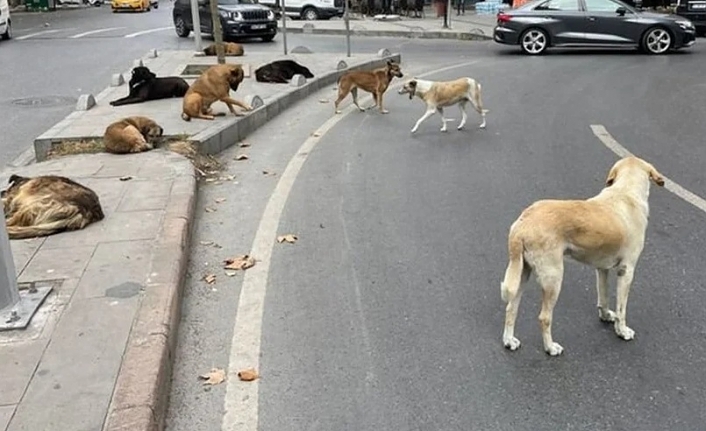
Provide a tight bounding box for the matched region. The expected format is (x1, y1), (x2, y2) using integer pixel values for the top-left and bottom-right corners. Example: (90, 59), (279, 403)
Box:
(334, 60), (404, 114)
(103, 116), (164, 154)
(500, 156), (665, 356)
(182, 64), (252, 121)
(2, 174), (105, 239)
(203, 42), (244, 56)
(397, 77), (488, 134)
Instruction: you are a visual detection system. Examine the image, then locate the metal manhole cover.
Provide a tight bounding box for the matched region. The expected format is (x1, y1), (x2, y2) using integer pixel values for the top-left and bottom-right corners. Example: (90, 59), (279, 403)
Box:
(11, 96), (77, 107)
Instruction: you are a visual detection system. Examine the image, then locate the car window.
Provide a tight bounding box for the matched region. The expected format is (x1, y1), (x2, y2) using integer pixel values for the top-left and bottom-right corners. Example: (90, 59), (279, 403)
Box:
(534, 0), (579, 11)
(584, 0), (624, 12)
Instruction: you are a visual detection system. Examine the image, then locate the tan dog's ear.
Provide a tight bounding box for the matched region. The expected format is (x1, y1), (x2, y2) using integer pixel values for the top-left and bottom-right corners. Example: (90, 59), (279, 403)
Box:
(605, 167), (617, 187)
(231, 66), (244, 82)
(408, 80), (417, 100)
(648, 165), (665, 187)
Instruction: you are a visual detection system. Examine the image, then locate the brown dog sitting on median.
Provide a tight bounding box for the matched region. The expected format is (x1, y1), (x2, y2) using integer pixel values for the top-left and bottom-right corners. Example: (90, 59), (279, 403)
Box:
(203, 42), (244, 56)
(334, 60), (404, 115)
(2, 174), (105, 240)
(103, 116), (164, 154)
(181, 64), (252, 121)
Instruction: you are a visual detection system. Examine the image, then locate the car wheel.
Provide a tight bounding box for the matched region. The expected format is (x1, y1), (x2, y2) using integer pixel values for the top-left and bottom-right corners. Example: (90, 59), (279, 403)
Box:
(1, 20), (12, 40)
(261, 34), (275, 42)
(520, 28), (549, 55)
(175, 16), (191, 38)
(301, 7), (319, 20)
(641, 27), (672, 55)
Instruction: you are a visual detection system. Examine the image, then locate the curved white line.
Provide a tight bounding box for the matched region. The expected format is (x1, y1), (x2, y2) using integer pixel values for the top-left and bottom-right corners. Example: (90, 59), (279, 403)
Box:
(15, 29), (62, 40)
(124, 26), (173, 38)
(221, 59), (483, 431)
(69, 27), (125, 39)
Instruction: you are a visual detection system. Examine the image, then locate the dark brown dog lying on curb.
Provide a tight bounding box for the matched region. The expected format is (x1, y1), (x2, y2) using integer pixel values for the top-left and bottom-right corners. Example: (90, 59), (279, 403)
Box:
(203, 42), (244, 56)
(182, 64), (252, 121)
(2, 174), (104, 240)
(110, 66), (189, 107)
(254, 59), (314, 84)
(334, 60), (404, 115)
(103, 116), (164, 154)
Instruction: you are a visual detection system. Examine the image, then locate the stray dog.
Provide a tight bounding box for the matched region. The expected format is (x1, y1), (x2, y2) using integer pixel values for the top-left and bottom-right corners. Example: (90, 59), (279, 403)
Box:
(203, 42), (244, 56)
(2, 174), (105, 240)
(334, 60), (404, 114)
(500, 156), (665, 356)
(254, 59), (314, 84)
(103, 116), (164, 154)
(110, 66), (189, 107)
(398, 77), (488, 133)
(182, 64), (252, 121)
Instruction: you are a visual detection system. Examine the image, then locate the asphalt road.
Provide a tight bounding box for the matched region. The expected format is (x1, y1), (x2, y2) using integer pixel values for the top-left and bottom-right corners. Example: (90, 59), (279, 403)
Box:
(0, 3), (440, 165)
(166, 36), (706, 431)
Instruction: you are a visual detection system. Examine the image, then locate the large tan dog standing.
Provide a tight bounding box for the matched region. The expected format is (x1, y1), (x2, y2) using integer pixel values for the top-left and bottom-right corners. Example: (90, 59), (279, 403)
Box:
(500, 156), (665, 356)
(2, 174), (105, 239)
(334, 60), (404, 114)
(182, 64), (252, 121)
(397, 77), (488, 134)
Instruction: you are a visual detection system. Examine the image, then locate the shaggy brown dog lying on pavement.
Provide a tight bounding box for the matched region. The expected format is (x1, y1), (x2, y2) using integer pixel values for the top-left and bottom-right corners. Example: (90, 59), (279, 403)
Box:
(103, 116), (164, 154)
(203, 42), (244, 56)
(181, 63), (252, 121)
(2, 174), (105, 240)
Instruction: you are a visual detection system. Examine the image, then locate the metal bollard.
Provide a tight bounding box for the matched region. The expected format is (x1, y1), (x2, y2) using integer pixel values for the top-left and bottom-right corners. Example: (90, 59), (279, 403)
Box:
(0, 210), (20, 318)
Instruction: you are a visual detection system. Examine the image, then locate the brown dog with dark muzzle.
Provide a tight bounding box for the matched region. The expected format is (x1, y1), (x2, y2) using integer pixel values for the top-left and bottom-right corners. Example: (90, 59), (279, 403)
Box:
(181, 64), (252, 121)
(334, 60), (404, 115)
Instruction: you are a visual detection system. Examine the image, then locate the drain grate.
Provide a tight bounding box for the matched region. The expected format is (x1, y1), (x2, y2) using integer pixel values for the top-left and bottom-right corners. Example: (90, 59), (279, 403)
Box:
(11, 96), (77, 108)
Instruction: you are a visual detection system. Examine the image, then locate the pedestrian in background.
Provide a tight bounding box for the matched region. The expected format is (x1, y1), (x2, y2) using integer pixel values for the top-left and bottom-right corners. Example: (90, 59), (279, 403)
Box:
(456, 0), (466, 15)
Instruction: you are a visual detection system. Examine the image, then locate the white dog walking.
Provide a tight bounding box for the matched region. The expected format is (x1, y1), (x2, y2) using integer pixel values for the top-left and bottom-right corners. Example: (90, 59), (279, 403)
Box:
(398, 77), (488, 134)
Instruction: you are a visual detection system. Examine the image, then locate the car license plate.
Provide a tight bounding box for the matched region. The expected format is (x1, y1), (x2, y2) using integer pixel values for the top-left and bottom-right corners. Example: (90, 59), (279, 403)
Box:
(251, 24), (266, 30)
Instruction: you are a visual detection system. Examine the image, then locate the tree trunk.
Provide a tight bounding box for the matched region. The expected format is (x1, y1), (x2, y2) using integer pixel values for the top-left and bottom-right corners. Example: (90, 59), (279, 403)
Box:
(208, 0), (226, 65)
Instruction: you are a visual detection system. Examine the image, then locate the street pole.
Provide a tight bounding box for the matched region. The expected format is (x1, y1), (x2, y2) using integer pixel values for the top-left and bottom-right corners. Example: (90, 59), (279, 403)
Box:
(0, 216), (19, 317)
(442, 0), (451, 28)
(281, 0), (288, 55)
(344, 0), (350, 57)
(190, 0), (203, 52)
(209, 0), (226, 64)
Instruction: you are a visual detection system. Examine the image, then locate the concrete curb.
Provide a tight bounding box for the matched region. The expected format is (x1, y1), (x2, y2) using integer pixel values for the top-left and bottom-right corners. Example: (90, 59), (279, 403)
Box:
(283, 27), (493, 41)
(193, 53), (402, 155)
(101, 152), (197, 431)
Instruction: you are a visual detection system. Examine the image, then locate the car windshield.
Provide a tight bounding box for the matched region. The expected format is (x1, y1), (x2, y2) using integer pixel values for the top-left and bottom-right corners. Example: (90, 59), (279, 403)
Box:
(218, 0), (255, 5)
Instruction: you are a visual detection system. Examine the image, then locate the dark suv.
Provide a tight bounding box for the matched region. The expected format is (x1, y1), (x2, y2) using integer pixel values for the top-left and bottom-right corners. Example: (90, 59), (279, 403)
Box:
(173, 0), (278, 42)
(673, 0), (706, 34)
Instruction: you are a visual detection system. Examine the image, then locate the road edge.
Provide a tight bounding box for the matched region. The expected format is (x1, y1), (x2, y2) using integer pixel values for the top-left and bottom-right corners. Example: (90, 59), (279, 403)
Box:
(286, 27), (493, 40)
(101, 152), (198, 431)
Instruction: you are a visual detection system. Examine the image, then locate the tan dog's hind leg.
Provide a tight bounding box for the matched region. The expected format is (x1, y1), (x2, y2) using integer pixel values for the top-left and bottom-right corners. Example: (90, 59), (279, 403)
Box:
(457, 101), (468, 130)
(470, 84), (488, 129)
(124, 126), (152, 153)
(334, 83), (352, 114)
(614, 265), (636, 341)
(535, 257), (565, 356)
(501, 234), (528, 351)
(351, 87), (366, 112)
(438, 107), (448, 132)
(596, 269), (617, 322)
(376, 91), (389, 114)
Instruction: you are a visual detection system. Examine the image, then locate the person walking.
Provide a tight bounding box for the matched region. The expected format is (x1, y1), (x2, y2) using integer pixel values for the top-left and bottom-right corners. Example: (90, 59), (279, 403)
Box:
(456, 0), (466, 15)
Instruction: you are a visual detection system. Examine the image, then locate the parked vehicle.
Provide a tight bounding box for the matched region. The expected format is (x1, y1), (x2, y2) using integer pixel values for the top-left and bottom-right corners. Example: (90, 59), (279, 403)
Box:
(673, 0), (706, 34)
(258, 0), (344, 20)
(0, 0), (10, 41)
(111, 0), (152, 12)
(493, 0), (696, 55)
(173, 0), (278, 42)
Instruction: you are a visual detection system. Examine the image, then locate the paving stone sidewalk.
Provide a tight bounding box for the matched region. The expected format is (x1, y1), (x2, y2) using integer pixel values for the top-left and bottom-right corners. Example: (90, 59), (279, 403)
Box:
(0, 150), (196, 431)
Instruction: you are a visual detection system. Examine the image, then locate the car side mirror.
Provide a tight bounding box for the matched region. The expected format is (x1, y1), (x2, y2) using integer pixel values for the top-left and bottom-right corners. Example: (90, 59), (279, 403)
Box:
(616, 6), (627, 15)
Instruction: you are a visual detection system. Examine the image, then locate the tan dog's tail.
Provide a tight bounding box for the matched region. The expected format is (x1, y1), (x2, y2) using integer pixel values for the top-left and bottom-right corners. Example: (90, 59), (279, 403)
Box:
(475, 81), (490, 115)
(6, 215), (83, 240)
(501, 233), (525, 303)
(181, 112), (191, 122)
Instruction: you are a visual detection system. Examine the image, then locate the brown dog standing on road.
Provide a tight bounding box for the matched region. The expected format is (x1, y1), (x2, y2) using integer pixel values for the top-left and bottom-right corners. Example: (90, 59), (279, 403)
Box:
(182, 64), (252, 121)
(103, 116), (164, 154)
(334, 60), (404, 114)
(203, 42), (244, 56)
(2, 174), (105, 240)
(500, 156), (665, 356)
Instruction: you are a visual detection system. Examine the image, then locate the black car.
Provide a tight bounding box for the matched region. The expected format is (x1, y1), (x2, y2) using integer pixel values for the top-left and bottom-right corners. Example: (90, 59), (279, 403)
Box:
(673, 0), (706, 34)
(493, 0), (696, 55)
(173, 0), (278, 42)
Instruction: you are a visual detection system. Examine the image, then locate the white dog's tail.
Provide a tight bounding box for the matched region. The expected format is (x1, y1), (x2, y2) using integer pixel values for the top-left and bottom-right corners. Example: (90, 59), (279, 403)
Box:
(472, 81), (490, 115)
(501, 233), (525, 303)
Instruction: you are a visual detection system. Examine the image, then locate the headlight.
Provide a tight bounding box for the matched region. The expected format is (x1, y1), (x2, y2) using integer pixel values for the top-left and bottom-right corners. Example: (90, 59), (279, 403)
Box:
(219, 10), (230, 18)
(677, 20), (694, 30)
(232, 11), (243, 21)
(267, 9), (275, 20)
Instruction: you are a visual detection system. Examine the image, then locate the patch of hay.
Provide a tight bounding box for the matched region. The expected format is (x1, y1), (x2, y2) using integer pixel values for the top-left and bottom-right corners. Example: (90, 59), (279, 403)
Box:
(47, 139), (105, 159)
(164, 141), (224, 178)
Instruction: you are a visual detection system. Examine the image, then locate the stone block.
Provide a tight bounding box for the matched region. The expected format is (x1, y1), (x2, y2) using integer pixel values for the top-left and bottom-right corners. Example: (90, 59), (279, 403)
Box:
(302, 23), (315, 33)
(337, 60), (348, 70)
(75, 94), (96, 111)
(111, 73), (125, 87)
(244, 94), (264, 109)
(289, 74), (307, 87)
(133, 58), (144, 68)
(147, 49), (158, 58)
(291, 45), (313, 54)
(378, 48), (391, 57)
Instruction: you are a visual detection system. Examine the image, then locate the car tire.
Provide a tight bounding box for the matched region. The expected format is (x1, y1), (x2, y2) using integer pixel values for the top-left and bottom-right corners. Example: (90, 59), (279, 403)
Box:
(1, 20), (12, 40)
(301, 6), (319, 20)
(520, 27), (549, 55)
(175, 16), (191, 38)
(261, 34), (275, 42)
(641, 26), (672, 55)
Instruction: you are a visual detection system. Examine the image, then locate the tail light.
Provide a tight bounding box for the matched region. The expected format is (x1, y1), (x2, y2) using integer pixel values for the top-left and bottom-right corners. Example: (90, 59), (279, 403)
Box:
(497, 12), (513, 24)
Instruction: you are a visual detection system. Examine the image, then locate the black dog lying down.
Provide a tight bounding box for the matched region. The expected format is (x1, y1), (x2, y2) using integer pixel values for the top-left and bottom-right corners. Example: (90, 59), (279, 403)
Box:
(110, 66), (190, 107)
(255, 60), (314, 84)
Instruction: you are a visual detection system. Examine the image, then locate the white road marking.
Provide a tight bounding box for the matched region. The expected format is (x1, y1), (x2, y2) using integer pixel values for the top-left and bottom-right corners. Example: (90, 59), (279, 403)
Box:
(221, 59), (482, 431)
(69, 27), (125, 39)
(15, 29), (63, 40)
(123, 26), (174, 38)
(591, 124), (706, 213)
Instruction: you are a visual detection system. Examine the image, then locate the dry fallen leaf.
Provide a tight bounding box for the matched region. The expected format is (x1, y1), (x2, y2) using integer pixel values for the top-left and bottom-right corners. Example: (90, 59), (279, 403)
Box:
(235, 154), (249, 161)
(200, 240), (214, 246)
(223, 255), (256, 271)
(204, 207), (217, 213)
(277, 234), (298, 244)
(318, 99), (329, 103)
(312, 132), (321, 137)
(224, 270), (238, 277)
(199, 368), (226, 386)
(238, 142), (251, 148)
(203, 274), (216, 284)
(215, 197), (227, 204)
(119, 176), (133, 181)
(262, 170), (277, 177)
(220, 175), (236, 181)
(237, 368), (259, 382)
